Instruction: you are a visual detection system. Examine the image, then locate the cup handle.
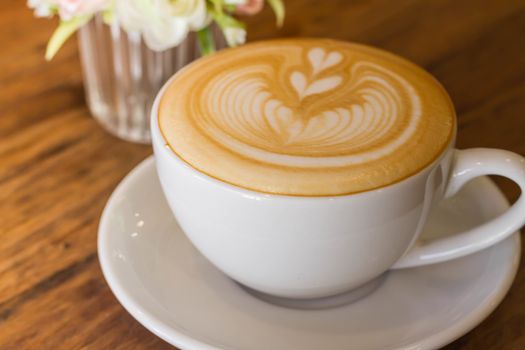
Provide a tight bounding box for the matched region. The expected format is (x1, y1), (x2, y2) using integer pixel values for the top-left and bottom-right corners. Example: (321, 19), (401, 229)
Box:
(392, 148), (525, 269)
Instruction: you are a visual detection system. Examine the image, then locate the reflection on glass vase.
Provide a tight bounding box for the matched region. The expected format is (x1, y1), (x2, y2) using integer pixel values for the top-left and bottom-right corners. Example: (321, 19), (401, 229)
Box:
(77, 16), (226, 143)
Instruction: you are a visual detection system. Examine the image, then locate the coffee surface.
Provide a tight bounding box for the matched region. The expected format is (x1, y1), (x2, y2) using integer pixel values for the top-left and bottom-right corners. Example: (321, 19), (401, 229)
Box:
(159, 39), (455, 196)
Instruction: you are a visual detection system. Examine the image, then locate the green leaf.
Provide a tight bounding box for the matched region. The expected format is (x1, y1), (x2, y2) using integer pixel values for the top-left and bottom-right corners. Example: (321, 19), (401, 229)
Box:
(197, 26), (216, 56)
(223, 4), (236, 13)
(210, 10), (246, 30)
(102, 10), (114, 24)
(102, 2), (116, 24)
(208, 0), (224, 16)
(266, 0), (285, 27)
(45, 15), (92, 60)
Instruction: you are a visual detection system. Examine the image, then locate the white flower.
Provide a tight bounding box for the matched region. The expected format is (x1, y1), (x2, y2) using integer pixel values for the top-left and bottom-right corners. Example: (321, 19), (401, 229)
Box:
(56, 0), (111, 21)
(115, 0), (209, 52)
(224, 0), (248, 4)
(27, 0), (55, 17)
(27, 0), (110, 20)
(223, 27), (246, 47)
(171, 0), (208, 31)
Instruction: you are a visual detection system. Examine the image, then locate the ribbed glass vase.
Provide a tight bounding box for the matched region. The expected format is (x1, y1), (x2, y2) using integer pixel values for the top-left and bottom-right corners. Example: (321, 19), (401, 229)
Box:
(77, 16), (226, 143)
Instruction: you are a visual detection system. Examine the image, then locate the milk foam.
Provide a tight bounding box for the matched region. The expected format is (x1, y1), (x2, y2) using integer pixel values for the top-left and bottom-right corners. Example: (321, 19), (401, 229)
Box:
(159, 39), (455, 195)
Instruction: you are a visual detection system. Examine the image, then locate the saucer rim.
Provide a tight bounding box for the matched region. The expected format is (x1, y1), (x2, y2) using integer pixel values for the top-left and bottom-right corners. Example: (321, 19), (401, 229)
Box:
(98, 156), (521, 350)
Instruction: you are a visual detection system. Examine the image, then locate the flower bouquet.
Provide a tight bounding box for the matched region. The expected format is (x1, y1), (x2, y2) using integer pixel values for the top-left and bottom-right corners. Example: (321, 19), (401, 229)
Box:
(28, 0), (284, 143)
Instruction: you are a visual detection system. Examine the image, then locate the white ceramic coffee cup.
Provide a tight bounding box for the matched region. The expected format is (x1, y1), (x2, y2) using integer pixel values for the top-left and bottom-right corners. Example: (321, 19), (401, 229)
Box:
(151, 81), (525, 299)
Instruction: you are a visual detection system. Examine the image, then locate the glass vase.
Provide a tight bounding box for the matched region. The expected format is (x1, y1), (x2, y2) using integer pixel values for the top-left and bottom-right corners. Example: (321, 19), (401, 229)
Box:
(77, 16), (226, 143)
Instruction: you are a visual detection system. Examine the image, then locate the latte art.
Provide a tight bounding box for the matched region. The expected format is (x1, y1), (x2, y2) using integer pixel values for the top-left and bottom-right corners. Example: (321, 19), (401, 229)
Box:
(159, 39), (455, 195)
(199, 50), (421, 167)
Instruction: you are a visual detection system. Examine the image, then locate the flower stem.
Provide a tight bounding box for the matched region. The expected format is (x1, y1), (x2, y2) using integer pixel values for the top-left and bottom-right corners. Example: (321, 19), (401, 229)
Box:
(197, 26), (216, 56)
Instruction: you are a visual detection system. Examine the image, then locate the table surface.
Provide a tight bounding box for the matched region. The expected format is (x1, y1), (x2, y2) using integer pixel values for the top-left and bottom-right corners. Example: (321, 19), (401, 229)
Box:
(1, 0), (525, 349)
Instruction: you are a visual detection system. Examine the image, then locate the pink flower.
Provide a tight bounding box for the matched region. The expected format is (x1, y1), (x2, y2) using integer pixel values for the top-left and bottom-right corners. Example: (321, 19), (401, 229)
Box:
(56, 0), (110, 20)
(236, 0), (264, 16)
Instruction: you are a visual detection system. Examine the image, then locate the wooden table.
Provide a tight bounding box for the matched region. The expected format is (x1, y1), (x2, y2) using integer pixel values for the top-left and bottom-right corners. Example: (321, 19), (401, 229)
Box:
(1, 0), (524, 349)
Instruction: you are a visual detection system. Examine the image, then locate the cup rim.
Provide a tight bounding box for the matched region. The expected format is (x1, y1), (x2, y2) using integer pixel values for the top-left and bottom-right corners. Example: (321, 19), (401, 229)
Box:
(151, 65), (457, 201)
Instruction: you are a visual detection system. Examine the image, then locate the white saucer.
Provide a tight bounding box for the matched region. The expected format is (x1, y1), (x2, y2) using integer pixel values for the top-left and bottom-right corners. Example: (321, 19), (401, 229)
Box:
(98, 156), (521, 350)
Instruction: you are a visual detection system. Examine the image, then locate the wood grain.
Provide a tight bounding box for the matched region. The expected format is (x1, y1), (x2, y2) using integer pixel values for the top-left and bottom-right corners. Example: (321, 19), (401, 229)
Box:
(1, 0), (524, 349)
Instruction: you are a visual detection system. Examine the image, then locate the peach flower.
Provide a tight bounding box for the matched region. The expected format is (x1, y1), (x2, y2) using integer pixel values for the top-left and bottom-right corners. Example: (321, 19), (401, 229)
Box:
(235, 0), (264, 16)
